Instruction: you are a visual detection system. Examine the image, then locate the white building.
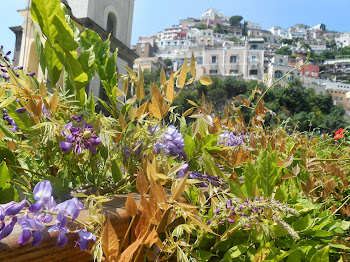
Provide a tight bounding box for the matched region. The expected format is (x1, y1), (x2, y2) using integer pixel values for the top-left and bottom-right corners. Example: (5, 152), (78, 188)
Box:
(335, 33), (350, 48)
(11, 0), (138, 99)
(245, 21), (262, 30)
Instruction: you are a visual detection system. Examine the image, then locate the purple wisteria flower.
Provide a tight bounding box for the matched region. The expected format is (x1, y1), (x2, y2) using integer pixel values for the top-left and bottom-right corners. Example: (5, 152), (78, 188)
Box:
(153, 125), (187, 160)
(188, 171), (225, 187)
(75, 229), (97, 251)
(178, 163), (188, 178)
(15, 107), (27, 113)
(59, 116), (101, 154)
(217, 131), (249, 147)
(0, 180), (97, 249)
(29, 180), (53, 212)
(2, 108), (18, 131)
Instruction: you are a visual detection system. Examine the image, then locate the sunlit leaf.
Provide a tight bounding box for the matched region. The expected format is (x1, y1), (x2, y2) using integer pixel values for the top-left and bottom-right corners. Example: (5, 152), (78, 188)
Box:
(160, 68), (166, 86)
(125, 193), (138, 217)
(170, 175), (187, 201)
(200, 76), (212, 86)
(178, 58), (187, 88)
(102, 217), (119, 262)
(190, 53), (195, 77)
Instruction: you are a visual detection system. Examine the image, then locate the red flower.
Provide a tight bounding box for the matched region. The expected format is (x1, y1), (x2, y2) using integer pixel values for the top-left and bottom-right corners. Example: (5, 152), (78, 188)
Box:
(333, 128), (345, 140)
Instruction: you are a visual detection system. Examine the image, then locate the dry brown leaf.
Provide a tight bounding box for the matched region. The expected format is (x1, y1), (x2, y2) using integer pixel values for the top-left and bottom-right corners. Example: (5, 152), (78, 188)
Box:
(170, 176), (187, 201)
(125, 193), (138, 217)
(136, 171), (149, 196)
(143, 228), (159, 248)
(102, 217), (119, 262)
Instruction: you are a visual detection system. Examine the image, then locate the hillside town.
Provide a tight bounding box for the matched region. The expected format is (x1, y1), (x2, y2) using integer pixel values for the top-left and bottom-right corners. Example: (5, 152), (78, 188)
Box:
(132, 8), (350, 116)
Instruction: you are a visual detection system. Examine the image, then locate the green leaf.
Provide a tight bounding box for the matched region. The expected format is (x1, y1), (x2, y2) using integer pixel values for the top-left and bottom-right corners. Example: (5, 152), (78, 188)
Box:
(242, 160), (257, 197)
(0, 123), (17, 139)
(293, 215), (310, 231)
(223, 244), (250, 260)
(52, 14), (79, 51)
(34, 31), (47, 76)
(286, 250), (301, 262)
(0, 161), (10, 188)
(0, 145), (17, 165)
(100, 146), (109, 160)
(44, 40), (63, 86)
(105, 49), (118, 83)
(44, 176), (68, 199)
(111, 160), (122, 182)
(31, 0), (65, 42)
(199, 134), (218, 149)
(87, 91), (96, 113)
(184, 134), (195, 158)
(310, 246), (329, 262)
(78, 46), (96, 81)
(192, 250), (214, 262)
(0, 186), (18, 204)
(330, 243), (350, 250)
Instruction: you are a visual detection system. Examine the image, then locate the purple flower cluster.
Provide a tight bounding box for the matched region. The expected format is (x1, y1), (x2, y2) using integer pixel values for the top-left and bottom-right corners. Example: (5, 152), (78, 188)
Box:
(154, 125), (187, 160)
(217, 131), (249, 147)
(2, 108), (18, 131)
(188, 171), (225, 187)
(0, 181), (97, 250)
(59, 115), (101, 154)
(0, 46), (26, 80)
(207, 197), (299, 238)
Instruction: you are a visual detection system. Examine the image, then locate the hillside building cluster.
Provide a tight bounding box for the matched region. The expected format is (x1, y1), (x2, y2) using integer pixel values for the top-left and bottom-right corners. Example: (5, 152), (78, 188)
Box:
(132, 8), (350, 115)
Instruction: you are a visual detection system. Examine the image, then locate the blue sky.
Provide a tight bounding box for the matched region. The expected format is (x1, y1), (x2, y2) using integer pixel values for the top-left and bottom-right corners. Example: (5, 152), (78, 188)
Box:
(1, 0), (349, 55)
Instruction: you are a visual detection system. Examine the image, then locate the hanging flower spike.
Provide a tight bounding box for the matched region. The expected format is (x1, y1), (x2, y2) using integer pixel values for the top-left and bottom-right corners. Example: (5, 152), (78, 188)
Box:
(333, 128), (345, 140)
(153, 125), (187, 160)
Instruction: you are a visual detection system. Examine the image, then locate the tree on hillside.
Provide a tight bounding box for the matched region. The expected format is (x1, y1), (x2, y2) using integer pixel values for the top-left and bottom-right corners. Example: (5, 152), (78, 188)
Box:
(224, 76), (247, 97)
(229, 16), (243, 26)
(279, 38), (294, 45)
(319, 49), (336, 60)
(275, 46), (292, 56)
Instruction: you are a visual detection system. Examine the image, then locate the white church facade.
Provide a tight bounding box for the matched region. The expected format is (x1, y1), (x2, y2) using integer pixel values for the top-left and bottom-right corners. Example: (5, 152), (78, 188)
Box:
(10, 0), (138, 99)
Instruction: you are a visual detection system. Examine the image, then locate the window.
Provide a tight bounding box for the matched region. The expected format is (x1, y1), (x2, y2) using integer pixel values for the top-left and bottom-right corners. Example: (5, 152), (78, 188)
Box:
(274, 70), (283, 79)
(140, 43), (145, 53)
(230, 55), (237, 63)
(208, 33), (211, 36)
(251, 55), (257, 62)
(167, 42), (171, 45)
(161, 42), (164, 46)
(335, 96), (338, 100)
(181, 41), (184, 45)
(249, 69), (258, 75)
(211, 55), (217, 64)
(106, 12), (117, 37)
(209, 69), (217, 75)
(203, 33), (206, 36)
(341, 97), (343, 101)
(278, 59), (284, 65)
(174, 42), (177, 46)
(250, 44), (258, 50)
(230, 69), (238, 75)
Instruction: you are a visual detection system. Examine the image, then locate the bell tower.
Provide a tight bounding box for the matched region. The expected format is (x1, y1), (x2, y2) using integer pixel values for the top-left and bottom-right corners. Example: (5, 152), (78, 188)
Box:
(66, 0), (135, 47)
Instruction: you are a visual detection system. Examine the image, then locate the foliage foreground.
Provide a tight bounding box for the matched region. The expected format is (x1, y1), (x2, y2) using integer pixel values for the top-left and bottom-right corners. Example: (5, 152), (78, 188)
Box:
(0, 0), (350, 261)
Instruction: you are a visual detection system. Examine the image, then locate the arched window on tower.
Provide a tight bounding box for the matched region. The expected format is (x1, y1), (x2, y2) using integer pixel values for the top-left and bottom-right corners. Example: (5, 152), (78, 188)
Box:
(106, 12), (117, 37)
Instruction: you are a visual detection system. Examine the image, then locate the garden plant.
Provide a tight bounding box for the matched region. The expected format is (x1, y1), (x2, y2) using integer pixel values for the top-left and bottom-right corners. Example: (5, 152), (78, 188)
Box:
(0, 0), (349, 261)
